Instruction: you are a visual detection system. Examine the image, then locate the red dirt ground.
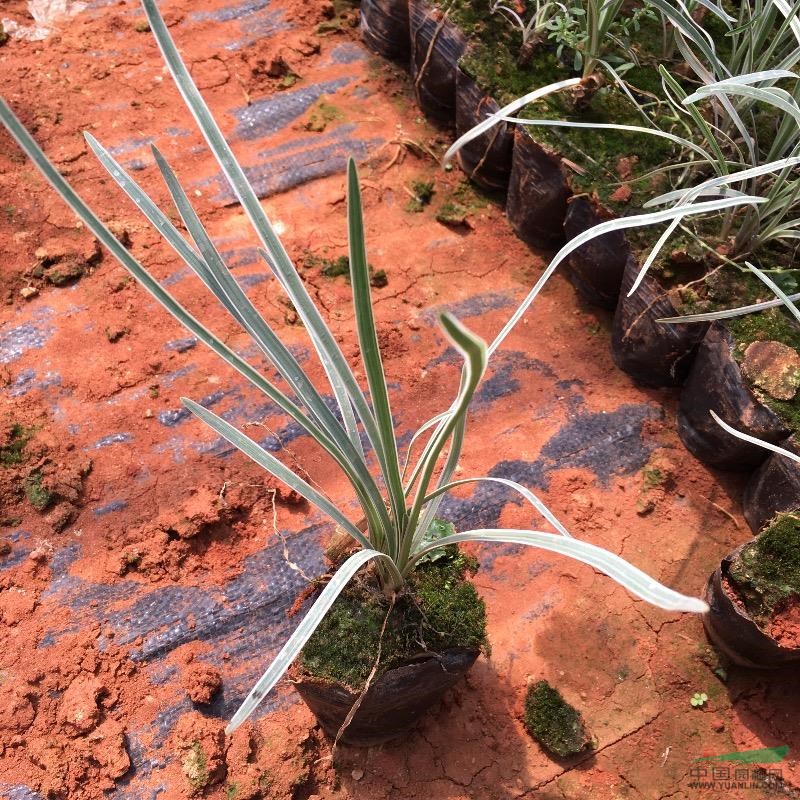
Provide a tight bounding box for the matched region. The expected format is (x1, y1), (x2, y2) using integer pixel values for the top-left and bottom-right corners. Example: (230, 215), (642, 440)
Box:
(1, 1), (799, 798)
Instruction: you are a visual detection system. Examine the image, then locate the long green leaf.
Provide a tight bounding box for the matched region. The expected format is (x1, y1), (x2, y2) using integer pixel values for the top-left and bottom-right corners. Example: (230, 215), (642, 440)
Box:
(347, 159), (406, 549)
(409, 530), (709, 612)
(442, 77), (581, 165)
(487, 195), (767, 357)
(147, 146), (388, 534)
(0, 99), (346, 467)
(413, 411), (468, 553)
(226, 548), (403, 732)
(686, 83), (800, 128)
(746, 260), (800, 324)
(501, 116), (714, 162)
(402, 412), (449, 481)
(403, 314), (487, 560)
(658, 290), (800, 323)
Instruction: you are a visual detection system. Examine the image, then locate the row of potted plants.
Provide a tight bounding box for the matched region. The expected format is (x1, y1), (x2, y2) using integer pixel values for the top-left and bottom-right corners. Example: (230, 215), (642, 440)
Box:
(360, 0), (800, 668)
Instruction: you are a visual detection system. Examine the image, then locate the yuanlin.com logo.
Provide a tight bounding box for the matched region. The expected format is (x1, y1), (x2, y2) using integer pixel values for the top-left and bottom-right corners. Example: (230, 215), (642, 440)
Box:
(687, 745), (789, 791)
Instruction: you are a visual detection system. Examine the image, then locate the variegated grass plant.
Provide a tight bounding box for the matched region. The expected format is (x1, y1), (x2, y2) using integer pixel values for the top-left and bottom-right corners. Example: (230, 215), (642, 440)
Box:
(0, 0), (708, 734)
(488, 0), (562, 59)
(544, 0), (657, 79)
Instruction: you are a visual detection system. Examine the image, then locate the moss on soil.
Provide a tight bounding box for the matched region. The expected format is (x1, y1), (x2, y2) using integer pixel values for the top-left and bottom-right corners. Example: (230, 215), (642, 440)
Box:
(304, 99), (343, 132)
(1, 424), (34, 466)
(299, 546), (487, 689)
(319, 255), (350, 279)
(24, 471), (53, 511)
(436, 201), (469, 226)
(183, 741), (210, 791)
(728, 513), (800, 622)
(641, 464), (665, 490)
(405, 179), (435, 213)
(303, 252), (388, 287)
(523, 680), (591, 758)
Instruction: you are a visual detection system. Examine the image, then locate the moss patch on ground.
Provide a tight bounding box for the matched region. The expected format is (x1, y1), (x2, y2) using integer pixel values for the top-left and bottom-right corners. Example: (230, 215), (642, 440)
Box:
(303, 252), (388, 288)
(182, 741), (210, 791)
(524, 680), (592, 758)
(24, 471), (53, 511)
(1, 424), (34, 466)
(405, 179), (435, 213)
(303, 99), (343, 132)
(299, 545), (487, 689)
(728, 513), (800, 622)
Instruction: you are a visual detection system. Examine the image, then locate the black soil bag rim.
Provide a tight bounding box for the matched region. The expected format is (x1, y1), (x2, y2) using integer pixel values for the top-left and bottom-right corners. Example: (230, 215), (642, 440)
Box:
(506, 127), (571, 248)
(677, 323), (791, 471)
(611, 253), (708, 387)
(703, 543), (800, 668)
(360, 0), (411, 62)
(743, 441), (800, 534)
(562, 194), (629, 310)
(409, 0), (467, 124)
(454, 65), (514, 193)
(292, 647), (480, 746)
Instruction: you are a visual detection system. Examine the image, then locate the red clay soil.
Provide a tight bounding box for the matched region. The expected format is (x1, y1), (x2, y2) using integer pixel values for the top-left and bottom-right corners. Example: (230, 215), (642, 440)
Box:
(770, 598), (800, 649)
(1, 0), (799, 798)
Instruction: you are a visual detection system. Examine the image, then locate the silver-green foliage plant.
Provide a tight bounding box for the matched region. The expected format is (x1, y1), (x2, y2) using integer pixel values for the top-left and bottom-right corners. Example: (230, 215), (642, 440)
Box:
(0, 0), (708, 733)
(631, 0), (800, 274)
(544, 0), (656, 78)
(488, 0), (561, 55)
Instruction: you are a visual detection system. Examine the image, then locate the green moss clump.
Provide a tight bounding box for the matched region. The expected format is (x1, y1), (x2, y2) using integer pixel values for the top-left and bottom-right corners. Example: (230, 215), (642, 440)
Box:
(307, 253), (387, 287)
(406, 179), (436, 213)
(1, 424), (34, 466)
(412, 180), (435, 204)
(524, 680), (591, 758)
(370, 269), (388, 288)
(304, 99), (343, 132)
(436, 201), (468, 226)
(442, 0), (677, 212)
(183, 741), (209, 791)
(299, 546), (487, 688)
(24, 471), (53, 511)
(320, 255), (350, 279)
(641, 465), (664, 490)
(519, 81), (675, 210)
(728, 513), (800, 621)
